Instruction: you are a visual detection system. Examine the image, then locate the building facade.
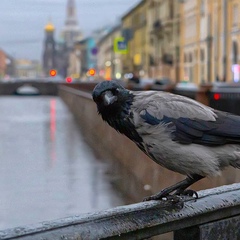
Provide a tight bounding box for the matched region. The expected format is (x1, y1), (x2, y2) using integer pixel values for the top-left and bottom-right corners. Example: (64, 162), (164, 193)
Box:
(180, 0), (211, 84)
(5, 54), (16, 77)
(180, 0), (240, 84)
(55, 38), (68, 78)
(121, 0), (180, 80)
(97, 25), (122, 80)
(0, 49), (16, 79)
(214, 0), (240, 83)
(148, 0), (180, 82)
(67, 36), (98, 80)
(67, 41), (82, 79)
(121, 0), (150, 79)
(78, 37), (97, 77)
(0, 50), (6, 78)
(15, 59), (41, 79)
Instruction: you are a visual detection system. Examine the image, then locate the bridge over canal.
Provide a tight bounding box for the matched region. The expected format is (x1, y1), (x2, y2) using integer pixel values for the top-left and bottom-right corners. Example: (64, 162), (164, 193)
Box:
(0, 80), (61, 95)
(0, 80), (98, 96)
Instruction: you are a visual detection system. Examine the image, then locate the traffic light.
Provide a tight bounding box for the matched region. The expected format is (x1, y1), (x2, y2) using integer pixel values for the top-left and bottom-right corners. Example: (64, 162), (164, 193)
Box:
(88, 68), (96, 76)
(66, 77), (72, 83)
(49, 69), (57, 77)
(213, 93), (220, 100)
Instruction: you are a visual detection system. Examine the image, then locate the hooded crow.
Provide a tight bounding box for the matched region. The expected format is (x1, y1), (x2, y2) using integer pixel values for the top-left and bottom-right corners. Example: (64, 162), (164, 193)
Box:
(92, 80), (240, 201)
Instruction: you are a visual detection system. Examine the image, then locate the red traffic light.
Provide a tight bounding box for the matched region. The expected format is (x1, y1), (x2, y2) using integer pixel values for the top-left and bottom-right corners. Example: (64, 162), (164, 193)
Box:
(66, 77), (72, 83)
(213, 93), (220, 100)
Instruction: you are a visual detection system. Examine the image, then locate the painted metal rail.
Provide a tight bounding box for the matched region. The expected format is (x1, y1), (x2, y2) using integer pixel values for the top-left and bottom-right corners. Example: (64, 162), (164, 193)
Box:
(0, 183), (240, 240)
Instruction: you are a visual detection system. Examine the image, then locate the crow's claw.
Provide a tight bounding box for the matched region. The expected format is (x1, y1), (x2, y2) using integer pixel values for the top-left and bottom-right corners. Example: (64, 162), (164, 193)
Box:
(163, 194), (182, 203)
(143, 193), (182, 204)
(143, 188), (199, 202)
(143, 193), (169, 202)
(181, 189), (198, 198)
(143, 195), (162, 202)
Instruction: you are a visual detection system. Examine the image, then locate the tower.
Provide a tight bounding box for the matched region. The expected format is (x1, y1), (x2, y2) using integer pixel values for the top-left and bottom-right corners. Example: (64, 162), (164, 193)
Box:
(43, 20), (56, 76)
(62, 0), (82, 49)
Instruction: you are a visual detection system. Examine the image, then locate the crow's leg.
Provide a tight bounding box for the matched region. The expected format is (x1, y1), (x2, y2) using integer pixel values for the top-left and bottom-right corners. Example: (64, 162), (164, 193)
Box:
(174, 174), (204, 198)
(143, 174), (204, 201)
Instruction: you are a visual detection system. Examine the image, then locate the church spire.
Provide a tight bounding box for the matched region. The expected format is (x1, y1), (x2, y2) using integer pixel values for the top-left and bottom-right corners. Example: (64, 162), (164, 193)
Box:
(62, 0), (82, 49)
(65, 0), (78, 26)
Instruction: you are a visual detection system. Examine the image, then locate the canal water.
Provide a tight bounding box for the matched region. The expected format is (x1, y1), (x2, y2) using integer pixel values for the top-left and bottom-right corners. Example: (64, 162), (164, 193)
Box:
(0, 96), (125, 230)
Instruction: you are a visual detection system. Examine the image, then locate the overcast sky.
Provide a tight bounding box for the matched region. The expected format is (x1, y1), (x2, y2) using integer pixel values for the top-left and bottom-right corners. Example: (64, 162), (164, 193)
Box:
(0, 0), (140, 61)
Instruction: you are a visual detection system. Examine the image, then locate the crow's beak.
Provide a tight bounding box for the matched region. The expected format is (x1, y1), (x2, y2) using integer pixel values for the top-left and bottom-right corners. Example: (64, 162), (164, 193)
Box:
(103, 91), (117, 106)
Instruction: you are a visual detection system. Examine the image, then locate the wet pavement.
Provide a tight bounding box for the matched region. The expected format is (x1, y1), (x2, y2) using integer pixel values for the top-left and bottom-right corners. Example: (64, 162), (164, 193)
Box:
(0, 96), (125, 230)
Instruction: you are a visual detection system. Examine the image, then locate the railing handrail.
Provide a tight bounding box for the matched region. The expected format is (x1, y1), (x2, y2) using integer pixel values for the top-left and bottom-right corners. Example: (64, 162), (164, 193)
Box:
(59, 84), (92, 99)
(1, 183), (240, 239)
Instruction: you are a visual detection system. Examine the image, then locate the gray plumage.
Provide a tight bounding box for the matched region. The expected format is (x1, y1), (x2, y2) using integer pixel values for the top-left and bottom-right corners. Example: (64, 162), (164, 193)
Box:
(132, 91), (240, 176)
(92, 80), (240, 200)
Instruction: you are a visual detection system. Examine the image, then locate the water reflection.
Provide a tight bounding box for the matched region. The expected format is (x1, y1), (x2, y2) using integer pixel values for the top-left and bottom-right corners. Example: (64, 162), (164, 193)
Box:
(0, 96), (125, 230)
(49, 99), (56, 166)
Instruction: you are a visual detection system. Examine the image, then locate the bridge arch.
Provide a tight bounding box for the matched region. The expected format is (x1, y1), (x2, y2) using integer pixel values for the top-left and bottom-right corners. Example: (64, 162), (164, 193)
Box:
(0, 80), (59, 95)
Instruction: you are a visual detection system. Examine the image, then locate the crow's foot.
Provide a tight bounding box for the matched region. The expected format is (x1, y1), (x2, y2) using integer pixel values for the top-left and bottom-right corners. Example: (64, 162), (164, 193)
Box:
(143, 188), (174, 201)
(143, 193), (181, 203)
(142, 175), (202, 202)
(143, 194), (167, 202)
(143, 189), (198, 202)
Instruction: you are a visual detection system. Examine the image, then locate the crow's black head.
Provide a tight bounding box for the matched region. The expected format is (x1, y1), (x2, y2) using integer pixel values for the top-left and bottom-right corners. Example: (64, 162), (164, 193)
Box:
(92, 81), (143, 144)
(92, 80), (133, 121)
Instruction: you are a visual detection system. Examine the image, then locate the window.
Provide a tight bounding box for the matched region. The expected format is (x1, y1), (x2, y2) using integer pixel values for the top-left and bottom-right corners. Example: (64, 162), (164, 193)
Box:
(233, 41), (238, 64)
(200, 49), (205, 62)
(185, 15), (196, 38)
(232, 4), (238, 27)
(189, 52), (193, 63)
(200, 0), (205, 16)
(169, 1), (174, 19)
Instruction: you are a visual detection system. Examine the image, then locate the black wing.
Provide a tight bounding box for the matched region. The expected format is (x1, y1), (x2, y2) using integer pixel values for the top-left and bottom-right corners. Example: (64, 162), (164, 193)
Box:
(141, 110), (240, 145)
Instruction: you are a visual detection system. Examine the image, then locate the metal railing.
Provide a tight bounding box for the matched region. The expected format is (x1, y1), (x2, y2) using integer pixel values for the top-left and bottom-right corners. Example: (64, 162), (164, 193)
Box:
(1, 183), (240, 239)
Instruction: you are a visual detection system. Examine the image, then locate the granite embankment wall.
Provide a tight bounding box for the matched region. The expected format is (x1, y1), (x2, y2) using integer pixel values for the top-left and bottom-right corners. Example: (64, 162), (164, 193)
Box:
(59, 85), (240, 202)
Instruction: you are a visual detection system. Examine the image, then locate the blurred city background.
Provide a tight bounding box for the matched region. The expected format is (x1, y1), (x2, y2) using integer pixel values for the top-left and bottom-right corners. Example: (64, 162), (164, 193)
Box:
(1, 0), (240, 85)
(0, 0), (240, 238)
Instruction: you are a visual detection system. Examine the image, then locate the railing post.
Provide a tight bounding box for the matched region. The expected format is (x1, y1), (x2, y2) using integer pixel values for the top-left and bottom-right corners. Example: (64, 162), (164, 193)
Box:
(174, 215), (240, 240)
(174, 227), (200, 240)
